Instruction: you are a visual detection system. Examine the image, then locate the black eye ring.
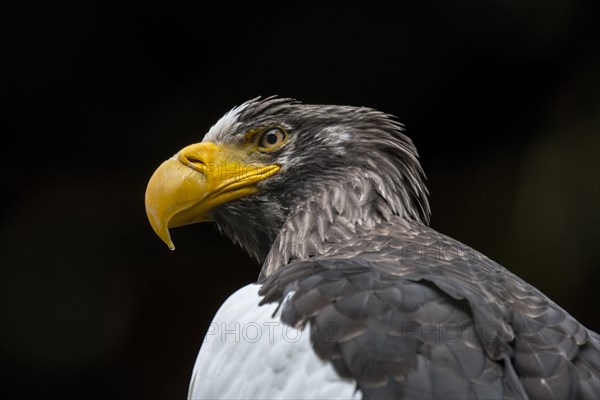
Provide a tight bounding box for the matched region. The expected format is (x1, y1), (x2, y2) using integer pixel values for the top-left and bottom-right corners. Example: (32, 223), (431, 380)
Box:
(259, 127), (287, 149)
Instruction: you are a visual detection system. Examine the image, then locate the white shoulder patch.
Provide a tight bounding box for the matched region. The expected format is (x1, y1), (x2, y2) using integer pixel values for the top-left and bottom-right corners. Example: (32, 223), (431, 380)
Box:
(203, 103), (247, 142)
(188, 284), (361, 400)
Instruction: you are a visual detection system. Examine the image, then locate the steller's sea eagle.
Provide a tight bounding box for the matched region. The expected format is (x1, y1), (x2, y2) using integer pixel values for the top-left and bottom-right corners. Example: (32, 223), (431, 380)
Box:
(145, 97), (599, 399)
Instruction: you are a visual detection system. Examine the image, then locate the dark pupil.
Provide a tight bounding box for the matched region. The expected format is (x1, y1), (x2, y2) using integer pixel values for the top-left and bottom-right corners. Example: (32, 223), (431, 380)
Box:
(266, 132), (278, 144)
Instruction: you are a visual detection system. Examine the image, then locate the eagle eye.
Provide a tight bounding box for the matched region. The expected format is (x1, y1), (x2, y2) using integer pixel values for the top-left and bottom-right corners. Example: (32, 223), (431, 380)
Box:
(259, 128), (287, 150)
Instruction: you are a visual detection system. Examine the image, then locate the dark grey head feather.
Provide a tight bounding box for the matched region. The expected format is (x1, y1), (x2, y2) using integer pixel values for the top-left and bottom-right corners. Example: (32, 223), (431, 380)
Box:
(205, 97), (430, 269)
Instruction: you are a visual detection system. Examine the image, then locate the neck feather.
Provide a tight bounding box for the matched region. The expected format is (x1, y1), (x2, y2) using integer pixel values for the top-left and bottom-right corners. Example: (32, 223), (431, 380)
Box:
(259, 171), (421, 279)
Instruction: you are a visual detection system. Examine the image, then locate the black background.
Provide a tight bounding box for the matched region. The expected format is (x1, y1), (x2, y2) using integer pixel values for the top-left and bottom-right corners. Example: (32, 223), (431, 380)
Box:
(3, 1), (599, 399)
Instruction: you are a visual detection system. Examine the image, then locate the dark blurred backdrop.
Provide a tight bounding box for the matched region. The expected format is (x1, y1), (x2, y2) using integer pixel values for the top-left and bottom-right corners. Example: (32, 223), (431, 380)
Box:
(2, 1), (599, 399)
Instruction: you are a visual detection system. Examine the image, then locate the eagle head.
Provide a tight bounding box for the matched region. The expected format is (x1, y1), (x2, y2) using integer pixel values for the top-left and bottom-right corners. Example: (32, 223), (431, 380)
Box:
(145, 97), (430, 271)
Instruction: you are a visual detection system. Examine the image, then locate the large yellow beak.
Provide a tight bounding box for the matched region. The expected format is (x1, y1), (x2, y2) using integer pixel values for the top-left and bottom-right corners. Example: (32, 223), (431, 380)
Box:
(145, 142), (280, 250)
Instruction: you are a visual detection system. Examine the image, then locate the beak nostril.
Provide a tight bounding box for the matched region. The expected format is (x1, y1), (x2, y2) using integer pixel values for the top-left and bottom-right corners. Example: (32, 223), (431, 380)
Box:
(178, 152), (206, 172)
(186, 153), (205, 164)
(177, 142), (219, 172)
